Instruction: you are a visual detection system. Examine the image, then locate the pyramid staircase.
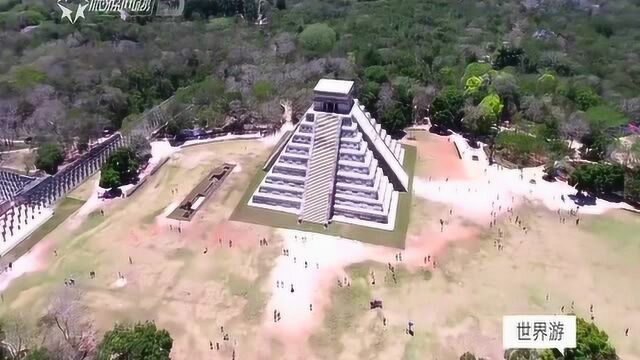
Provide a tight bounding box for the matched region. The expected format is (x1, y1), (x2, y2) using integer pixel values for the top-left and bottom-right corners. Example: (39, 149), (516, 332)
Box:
(300, 113), (342, 224)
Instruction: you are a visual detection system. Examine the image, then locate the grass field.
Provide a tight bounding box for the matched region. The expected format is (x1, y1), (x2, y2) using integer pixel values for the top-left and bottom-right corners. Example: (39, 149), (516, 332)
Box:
(0, 197), (85, 268)
(1, 135), (639, 360)
(230, 145), (417, 248)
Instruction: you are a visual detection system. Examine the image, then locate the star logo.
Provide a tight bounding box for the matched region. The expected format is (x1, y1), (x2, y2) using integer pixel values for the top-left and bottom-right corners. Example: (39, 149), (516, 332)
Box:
(74, 2), (89, 23)
(57, 0), (90, 23)
(57, 1), (74, 23)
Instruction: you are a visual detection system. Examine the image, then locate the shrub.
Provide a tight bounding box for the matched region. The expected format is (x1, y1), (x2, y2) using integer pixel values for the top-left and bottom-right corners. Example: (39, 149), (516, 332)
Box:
(298, 23), (336, 55)
(363, 65), (387, 84)
(35, 143), (64, 175)
(252, 80), (274, 101)
(569, 162), (624, 196)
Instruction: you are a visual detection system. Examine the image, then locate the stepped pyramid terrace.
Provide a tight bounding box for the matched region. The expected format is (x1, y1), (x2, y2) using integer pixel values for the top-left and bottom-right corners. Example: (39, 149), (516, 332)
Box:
(249, 79), (410, 230)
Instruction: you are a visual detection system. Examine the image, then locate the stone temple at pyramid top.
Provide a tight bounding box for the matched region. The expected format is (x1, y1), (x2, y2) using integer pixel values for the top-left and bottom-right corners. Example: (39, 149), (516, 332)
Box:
(249, 79), (410, 230)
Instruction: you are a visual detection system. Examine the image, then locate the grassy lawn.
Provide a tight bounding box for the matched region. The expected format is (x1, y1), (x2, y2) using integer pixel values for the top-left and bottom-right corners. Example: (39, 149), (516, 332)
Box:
(230, 145), (417, 248)
(585, 211), (640, 253)
(0, 197), (85, 267)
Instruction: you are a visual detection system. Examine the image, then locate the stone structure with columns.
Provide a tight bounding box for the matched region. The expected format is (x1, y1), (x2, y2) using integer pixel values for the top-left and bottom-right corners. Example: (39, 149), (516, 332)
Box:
(249, 79), (409, 230)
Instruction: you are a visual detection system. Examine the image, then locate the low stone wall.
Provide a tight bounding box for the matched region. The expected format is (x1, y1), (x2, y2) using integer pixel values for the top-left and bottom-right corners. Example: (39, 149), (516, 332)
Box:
(124, 177), (147, 197)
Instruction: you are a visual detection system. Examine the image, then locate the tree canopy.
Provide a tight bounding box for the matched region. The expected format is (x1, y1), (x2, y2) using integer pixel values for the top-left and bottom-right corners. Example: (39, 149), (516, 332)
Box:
(624, 169), (640, 204)
(35, 143), (64, 175)
(565, 317), (617, 360)
(99, 148), (140, 190)
(298, 23), (336, 55)
(95, 322), (173, 360)
(569, 163), (625, 196)
(431, 87), (464, 130)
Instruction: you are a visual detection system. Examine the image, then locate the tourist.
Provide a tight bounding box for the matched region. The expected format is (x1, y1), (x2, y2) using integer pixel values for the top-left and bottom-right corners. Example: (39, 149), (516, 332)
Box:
(625, 328), (629, 336)
(309, 304), (313, 311)
(209, 340), (213, 350)
(290, 284), (294, 293)
(204, 247), (208, 254)
(129, 256), (132, 265)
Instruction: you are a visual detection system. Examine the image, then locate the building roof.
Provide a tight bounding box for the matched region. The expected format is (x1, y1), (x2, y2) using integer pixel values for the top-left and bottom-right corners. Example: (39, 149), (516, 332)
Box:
(314, 79), (354, 95)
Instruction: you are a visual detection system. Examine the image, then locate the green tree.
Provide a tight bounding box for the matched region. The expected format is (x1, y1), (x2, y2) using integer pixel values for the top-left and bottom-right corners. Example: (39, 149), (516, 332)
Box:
(360, 81), (381, 110)
(242, 0), (257, 20)
(252, 80), (274, 101)
(463, 104), (494, 137)
(35, 143), (65, 175)
(99, 149), (139, 189)
(96, 322), (173, 360)
(275, 0), (286, 10)
(581, 131), (614, 162)
(565, 317), (617, 360)
(380, 105), (408, 133)
(537, 73), (557, 95)
(461, 62), (492, 84)
(575, 87), (600, 111)
(364, 65), (387, 84)
(494, 46), (524, 69)
(359, 46), (382, 67)
(298, 23), (336, 55)
(569, 163), (625, 196)
(479, 93), (504, 122)
(465, 76), (483, 95)
(431, 87), (464, 130)
(99, 166), (121, 189)
(624, 169), (640, 204)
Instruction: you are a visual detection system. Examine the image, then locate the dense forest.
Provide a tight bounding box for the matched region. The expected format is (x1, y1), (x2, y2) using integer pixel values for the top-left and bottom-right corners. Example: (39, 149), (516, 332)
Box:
(1, 0), (640, 198)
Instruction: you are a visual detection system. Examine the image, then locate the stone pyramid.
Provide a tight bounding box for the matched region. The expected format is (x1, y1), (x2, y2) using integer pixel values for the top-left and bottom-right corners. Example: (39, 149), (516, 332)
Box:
(249, 79), (409, 229)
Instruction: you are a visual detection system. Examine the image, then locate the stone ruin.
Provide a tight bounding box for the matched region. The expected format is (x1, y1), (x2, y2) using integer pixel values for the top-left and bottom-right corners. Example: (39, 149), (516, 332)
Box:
(250, 79), (409, 229)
